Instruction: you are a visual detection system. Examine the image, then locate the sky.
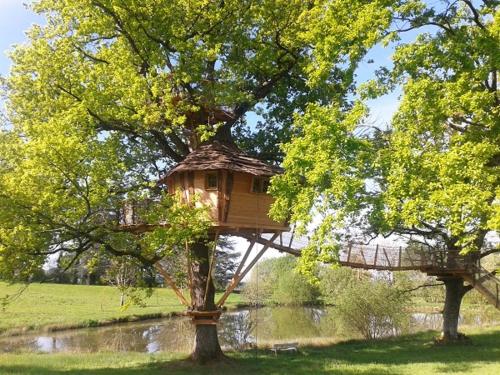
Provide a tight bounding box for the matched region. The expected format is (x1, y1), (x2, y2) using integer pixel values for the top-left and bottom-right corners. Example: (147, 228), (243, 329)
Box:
(0, 1), (415, 266)
(0, 1), (43, 76)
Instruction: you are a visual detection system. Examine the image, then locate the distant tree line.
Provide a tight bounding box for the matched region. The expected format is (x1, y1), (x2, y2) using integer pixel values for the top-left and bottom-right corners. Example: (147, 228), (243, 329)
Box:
(21, 238), (240, 293)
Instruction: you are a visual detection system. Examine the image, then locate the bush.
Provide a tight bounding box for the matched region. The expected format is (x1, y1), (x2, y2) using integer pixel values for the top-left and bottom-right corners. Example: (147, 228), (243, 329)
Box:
(318, 266), (358, 305)
(243, 256), (319, 305)
(272, 271), (319, 305)
(335, 278), (409, 339)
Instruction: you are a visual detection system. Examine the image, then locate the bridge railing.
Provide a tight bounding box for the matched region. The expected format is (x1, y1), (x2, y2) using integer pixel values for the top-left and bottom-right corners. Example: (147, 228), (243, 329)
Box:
(339, 244), (475, 271)
(468, 265), (500, 308)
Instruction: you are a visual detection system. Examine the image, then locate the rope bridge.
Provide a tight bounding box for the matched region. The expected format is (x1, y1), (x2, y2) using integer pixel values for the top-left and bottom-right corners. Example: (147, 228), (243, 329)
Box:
(243, 233), (499, 310)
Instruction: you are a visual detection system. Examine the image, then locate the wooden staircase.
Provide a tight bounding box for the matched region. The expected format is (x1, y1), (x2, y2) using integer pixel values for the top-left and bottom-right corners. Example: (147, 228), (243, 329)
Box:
(462, 265), (499, 309)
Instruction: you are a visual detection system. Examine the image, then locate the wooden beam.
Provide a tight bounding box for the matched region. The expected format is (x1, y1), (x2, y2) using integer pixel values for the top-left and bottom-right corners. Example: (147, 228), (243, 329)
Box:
(154, 262), (190, 307)
(233, 238), (256, 278)
(374, 245), (379, 266)
(203, 232), (219, 308)
(247, 233), (301, 256)
(383, 247), (391, 267)
(217, 233), (279, 307)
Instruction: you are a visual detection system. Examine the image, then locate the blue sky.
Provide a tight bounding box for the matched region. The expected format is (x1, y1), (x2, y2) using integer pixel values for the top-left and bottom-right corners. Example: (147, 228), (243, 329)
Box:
(0, 1), (43, 76)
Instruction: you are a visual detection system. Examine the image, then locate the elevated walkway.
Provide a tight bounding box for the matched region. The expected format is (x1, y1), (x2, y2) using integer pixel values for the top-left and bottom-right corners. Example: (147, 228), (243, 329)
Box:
(243, 233), (499, 310)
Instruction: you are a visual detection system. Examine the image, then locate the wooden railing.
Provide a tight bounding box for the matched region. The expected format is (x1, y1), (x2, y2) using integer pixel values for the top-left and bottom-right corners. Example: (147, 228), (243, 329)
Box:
(256, 233), (499, 310)
(463, 265), (500, 309)
(338, 244), (475, 272)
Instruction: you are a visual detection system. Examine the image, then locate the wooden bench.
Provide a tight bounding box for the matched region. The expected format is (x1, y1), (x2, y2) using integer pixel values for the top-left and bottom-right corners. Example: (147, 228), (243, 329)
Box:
(270, 342), (299, 356)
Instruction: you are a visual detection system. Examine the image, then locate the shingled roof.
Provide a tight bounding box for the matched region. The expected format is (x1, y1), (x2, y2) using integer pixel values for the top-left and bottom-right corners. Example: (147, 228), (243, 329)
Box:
(163, 141), (282, 178)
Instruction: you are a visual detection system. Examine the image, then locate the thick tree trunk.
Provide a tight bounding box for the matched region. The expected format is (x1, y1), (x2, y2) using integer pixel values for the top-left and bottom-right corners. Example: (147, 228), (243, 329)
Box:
(441, 276), (470, 341)
(189, 238), (224, 363)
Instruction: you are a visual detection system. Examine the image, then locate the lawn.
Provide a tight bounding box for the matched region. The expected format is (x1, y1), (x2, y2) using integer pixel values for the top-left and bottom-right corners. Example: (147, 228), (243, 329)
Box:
(0, 283), (242, 334)
(0, 328), (498, 374)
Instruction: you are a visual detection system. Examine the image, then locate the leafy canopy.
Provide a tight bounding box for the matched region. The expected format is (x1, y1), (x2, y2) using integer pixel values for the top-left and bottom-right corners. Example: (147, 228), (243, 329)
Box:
(271, 0), (499, 275)
(0, 0), (398, 281)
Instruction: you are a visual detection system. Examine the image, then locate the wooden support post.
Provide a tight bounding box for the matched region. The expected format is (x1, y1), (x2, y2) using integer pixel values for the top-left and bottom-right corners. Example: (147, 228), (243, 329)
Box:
(360, 248), (367, 265)
(347, 243), (352, 263)
(383, 248), (391, 267)
(288, 226), (296, 249)
(233, 238), (256, 278)
(217, 233), (278, 307)
(374, 245), (379, 266)
(203, 231), (219, 308)
(398, 246), (402, 268)
(155, 263), (190, 307)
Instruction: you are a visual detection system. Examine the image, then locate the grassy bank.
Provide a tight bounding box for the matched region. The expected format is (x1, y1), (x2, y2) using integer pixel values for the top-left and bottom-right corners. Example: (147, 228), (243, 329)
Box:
(0, 328), (499, 374)
(0, 283), (242, 335)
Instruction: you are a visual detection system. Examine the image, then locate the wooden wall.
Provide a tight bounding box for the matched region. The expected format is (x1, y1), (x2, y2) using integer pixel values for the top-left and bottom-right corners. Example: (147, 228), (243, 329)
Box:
(167, 170), (287, 232)
(225, 172), (283, 230)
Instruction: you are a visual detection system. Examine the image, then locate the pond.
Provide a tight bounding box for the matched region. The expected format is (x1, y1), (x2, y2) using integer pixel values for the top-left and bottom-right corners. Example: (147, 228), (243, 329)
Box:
(1, 306), (498, 354)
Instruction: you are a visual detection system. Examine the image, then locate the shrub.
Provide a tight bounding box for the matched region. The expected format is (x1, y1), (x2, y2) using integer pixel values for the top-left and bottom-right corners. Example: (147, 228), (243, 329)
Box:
(318, 266), (358, 305)
(335, 278), (409, 340)
(243, 256), (319, 305)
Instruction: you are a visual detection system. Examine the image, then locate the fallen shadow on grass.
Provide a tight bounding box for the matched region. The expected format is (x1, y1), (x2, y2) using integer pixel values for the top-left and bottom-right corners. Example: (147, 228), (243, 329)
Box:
(1, 330), (499, 375)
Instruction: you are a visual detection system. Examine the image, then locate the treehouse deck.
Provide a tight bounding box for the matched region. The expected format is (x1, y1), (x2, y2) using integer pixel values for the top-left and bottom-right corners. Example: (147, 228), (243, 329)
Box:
(243, 233), (500, 310)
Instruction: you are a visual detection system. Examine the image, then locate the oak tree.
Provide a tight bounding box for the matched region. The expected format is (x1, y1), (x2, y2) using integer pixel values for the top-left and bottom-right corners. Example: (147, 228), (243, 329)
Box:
(271, 0), (499, 341)
(0, 0), (396, 362)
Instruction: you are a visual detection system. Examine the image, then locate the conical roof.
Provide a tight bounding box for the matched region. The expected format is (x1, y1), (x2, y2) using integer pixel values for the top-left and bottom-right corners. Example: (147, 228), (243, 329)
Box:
(163, 141), (282, 179)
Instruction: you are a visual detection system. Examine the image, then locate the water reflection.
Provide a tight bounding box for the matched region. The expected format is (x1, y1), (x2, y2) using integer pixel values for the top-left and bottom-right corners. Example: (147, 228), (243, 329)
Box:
(1, 306), (498, 354)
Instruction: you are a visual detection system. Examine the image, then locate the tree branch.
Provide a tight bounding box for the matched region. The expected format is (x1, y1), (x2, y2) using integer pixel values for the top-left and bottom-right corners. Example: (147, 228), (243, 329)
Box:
(401, 282), (444, 294)
(462, 0), (486, 30)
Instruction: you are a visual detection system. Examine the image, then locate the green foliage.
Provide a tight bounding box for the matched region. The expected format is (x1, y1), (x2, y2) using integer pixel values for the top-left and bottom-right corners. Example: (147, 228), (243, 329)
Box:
(272, 271), (320, 305)
(317, 266), (359, 305)
(0, 0), (400, 285)
(243, 256), (319, 305)
(271, 0), (499, 278)
(335, 276), (410, 339)
(101, 256), (154, 308)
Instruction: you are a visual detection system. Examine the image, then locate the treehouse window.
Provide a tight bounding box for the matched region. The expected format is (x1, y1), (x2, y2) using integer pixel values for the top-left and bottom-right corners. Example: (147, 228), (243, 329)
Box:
(205, 172), (218, 190)
(251, 177), (270, 193)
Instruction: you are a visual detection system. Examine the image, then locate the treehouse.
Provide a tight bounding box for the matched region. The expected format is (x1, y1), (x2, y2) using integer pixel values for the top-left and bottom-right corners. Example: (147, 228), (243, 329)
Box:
(159, 141), (288, 234)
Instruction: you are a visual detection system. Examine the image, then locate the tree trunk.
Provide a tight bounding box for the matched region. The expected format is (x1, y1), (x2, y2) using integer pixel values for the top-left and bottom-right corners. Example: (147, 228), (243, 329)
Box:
(189, 238), (224, 363)
(441, 276), (470, 341)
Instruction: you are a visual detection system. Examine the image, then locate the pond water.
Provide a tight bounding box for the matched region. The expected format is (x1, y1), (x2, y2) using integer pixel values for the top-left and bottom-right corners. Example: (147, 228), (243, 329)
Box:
(1, 306), (498, 354)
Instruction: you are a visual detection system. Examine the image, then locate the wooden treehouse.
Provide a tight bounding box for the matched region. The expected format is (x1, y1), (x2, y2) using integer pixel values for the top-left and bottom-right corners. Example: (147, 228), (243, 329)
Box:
(161, 141), (288, 234)
(120, 141), (290, 323)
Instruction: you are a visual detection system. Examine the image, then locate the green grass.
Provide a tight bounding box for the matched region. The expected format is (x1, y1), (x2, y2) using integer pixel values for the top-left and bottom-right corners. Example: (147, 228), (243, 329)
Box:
(0, 328), (499, 374)
(0, 283), (242, 334)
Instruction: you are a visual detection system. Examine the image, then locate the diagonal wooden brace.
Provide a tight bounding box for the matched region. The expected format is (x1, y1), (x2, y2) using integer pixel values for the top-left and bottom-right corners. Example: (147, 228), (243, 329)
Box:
(216, 233), (279, 307)
(154, 262), (190, 307)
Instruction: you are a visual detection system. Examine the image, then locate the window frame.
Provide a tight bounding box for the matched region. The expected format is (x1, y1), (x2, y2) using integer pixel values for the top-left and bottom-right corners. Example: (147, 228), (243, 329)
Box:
(251, 176), (270, 194)
(205, 171), (219, 190)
